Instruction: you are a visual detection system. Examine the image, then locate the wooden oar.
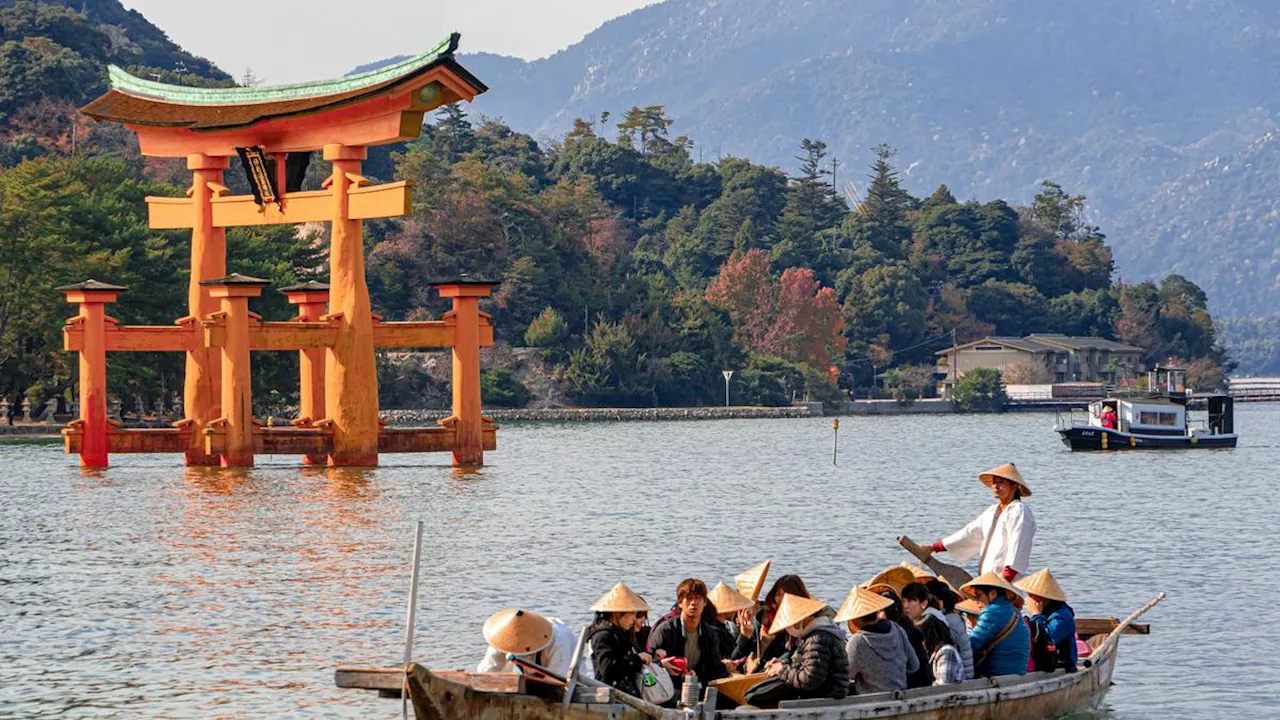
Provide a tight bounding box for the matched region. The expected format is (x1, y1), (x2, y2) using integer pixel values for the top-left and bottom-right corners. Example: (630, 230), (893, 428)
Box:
(898, 535), (973, 590)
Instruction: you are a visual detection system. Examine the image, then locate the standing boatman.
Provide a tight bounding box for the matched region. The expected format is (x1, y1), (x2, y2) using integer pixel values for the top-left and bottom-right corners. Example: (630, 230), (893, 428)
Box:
(920, 463), (1036, 582)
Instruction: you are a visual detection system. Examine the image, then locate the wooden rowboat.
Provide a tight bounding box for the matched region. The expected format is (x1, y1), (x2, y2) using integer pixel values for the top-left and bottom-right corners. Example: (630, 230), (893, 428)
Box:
(336, 593), (1162, 719)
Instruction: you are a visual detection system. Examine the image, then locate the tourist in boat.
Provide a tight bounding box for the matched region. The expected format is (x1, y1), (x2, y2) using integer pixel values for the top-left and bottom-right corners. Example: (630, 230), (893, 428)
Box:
(733, 574), (811, 672)
(647, 578), (730, 696)
(741, 593), (849, 708)
(707, 581), (753, 663)
(587, 583), (653, 697)
(837, 586), (917, 694)
(924, 578), (974, 680)
(960, 573), (1031, 678)
(920, 610), (965, 685)
(1015, 568), (1079, 673)
(476, 608), (576, 677)
(631, 604), (651, 652)
(1100, 404), (1118, 429)
(902, 582), (955, 683)
(865, 567), (931, 688)
(923, 463), (1037, 581)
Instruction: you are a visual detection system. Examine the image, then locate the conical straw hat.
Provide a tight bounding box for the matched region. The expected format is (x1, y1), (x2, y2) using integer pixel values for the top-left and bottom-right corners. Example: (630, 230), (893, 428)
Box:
(955, 598), (984, 616)
(590, 583), (650, 613)
(707, 581), (754, 614)
(734, 560), (771, 602)
(900, 562), (935, 583)
(978, 463), (1031, 496)
(834, 586), (894, 623)
(1014, 568), (1068, 602)
(959, 572), (1022, 600)
(862, 566), (916, 598)
(483, 608), (553, 655)
(767, 593), (828, 635)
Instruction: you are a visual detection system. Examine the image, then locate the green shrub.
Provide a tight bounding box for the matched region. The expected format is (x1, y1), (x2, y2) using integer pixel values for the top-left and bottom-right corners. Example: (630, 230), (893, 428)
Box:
(524, 306), (568, 348)
(952, 367), (1007, 413)
(481, 368), (532, 408)
(737, 355), (805, 407)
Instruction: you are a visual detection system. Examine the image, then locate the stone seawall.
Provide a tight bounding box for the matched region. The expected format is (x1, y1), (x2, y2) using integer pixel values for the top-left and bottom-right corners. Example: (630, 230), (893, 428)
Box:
(382, 406), (818, 424)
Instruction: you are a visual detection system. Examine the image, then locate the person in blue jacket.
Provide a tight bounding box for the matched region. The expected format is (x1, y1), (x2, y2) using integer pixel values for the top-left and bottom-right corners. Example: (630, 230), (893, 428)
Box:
(1015, 568), (1078, 673)
(959, 572), (1030, 677)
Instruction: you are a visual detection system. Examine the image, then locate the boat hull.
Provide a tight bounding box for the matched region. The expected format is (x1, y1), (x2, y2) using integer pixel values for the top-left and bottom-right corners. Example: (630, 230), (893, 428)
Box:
(405, 644), (1119, 720)
(1058, 426), (1237, 451)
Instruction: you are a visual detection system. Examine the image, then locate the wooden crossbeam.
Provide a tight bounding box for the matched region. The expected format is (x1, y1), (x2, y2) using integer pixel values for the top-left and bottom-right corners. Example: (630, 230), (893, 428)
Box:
(146, 181), (412, 230)
(63, 427), (192, 454)
(373, 320), (494, 349)
(63, 325), (196, 353)
(203, 321), (339, 350)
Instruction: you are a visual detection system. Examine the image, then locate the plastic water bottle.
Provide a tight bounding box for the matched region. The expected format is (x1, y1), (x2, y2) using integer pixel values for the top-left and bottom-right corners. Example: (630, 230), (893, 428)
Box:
(680, 672), (701, 709)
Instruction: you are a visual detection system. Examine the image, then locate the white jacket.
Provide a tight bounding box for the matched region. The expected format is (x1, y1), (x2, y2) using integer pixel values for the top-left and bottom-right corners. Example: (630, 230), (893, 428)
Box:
(477, 617), (576, 677)
(941, 500), (1035, 578)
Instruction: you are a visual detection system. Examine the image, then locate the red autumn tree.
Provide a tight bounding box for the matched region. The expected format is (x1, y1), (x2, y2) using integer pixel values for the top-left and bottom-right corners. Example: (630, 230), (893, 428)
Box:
(705, 250), (847, 371)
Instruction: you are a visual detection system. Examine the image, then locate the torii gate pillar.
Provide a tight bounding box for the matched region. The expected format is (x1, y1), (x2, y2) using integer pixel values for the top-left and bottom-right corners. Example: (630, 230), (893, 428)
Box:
(185, 153), (230, 467)
(324, 144), (379, 467)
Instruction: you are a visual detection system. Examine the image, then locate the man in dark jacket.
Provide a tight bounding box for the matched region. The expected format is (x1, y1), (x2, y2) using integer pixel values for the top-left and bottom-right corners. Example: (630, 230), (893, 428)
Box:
(744, 593), (849, 709)
(647, 578), (730, 698)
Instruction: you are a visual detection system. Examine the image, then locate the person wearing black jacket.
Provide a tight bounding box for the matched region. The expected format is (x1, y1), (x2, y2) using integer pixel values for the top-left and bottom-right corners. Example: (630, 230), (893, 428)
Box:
(647, 578), (730, 698)
(588, 583), (653, 697)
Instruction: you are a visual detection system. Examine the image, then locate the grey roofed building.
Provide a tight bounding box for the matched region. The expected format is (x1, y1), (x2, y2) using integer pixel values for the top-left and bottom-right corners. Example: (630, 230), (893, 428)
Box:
(935, 334), (1147, 392)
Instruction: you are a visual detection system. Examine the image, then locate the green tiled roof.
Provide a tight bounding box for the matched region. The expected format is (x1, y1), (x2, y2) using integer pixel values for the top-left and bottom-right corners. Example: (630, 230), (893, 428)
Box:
(108, 33), (460, 105)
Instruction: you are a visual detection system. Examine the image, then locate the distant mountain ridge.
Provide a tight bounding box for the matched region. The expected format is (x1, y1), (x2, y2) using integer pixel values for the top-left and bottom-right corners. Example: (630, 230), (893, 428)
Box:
(368, 0), (1280, 319)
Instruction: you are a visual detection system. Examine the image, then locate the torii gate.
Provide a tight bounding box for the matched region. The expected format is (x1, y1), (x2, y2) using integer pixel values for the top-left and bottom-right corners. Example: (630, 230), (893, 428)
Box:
(65, 33), (496, 469)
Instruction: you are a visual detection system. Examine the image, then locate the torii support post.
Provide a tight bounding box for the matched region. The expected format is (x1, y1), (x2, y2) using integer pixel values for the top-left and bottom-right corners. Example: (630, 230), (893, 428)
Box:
(202, 274), (269, 467)
(59, 280), (127, 468)
(185, 153), (231, 467)
(281, 282), (330, 466)
(435, 280), (497, 467)
(324, 144), (380, 467)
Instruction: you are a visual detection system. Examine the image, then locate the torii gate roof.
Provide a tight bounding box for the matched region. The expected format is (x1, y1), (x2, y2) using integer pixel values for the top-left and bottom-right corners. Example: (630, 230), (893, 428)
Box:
(80, 33), (487, 157)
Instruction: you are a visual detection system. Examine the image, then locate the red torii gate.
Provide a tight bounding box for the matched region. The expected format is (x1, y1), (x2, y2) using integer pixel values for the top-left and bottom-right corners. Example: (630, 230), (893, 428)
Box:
(64, 33), (496, 469)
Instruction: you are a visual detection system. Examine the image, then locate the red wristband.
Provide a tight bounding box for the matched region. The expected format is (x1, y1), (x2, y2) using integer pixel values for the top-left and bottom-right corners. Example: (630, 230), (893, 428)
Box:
(1001, 566), (1017, 582)
(930, 541), (946, 553)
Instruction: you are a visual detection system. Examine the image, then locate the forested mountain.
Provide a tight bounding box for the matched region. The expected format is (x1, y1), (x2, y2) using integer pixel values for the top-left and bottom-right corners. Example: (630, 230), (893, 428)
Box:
(0, 1), (1243, 414)
(452, 0), (1280, 322)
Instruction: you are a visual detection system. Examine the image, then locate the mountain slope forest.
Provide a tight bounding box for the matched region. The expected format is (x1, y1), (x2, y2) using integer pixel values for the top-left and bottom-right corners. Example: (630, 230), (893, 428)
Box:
(0, 1), (1235, 417)
(451, 0), (1280, 329)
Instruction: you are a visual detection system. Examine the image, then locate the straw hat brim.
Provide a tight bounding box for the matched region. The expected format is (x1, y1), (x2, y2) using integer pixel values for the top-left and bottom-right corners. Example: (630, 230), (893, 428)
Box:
(955, 598), (984, 615)
(862, 566), (916, 598)
(708, 581), (754, 614)
(590, 583), (650, 613)
(483, 608), (553, 655)
(734, 560), (771, 602)
(959, 572), (1022, 599)
(978, 463), (1031, 496)
(900, 562), (935, 583)
(767, 593), (827, 635)
(834, 586), (894, 623)
(1014, 568), (1068, 602)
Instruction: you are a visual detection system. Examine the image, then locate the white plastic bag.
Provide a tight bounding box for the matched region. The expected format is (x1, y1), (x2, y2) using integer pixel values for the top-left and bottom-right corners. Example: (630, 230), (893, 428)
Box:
(636, 661), (674, 704)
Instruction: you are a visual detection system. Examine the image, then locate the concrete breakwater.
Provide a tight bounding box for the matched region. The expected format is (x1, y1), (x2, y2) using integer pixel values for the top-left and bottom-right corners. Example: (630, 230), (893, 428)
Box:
(382, 405), (819, 423)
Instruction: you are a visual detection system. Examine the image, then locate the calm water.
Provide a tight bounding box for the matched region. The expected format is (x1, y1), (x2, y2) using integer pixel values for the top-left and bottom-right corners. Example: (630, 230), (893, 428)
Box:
(2, 405), (1278, 718)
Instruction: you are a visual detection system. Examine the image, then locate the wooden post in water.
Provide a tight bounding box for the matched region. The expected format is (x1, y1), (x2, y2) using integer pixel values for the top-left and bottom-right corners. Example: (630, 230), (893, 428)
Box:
(59, 281), (126, 468)
(832, 417), (839, 465)
(203, 274), (269, 467)
(281, 282), (330, 466)
(403, 520), (425, 665)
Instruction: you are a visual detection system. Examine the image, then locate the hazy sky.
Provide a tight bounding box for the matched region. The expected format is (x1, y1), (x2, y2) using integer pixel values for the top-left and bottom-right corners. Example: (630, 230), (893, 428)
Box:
(120, 0), (661, 83)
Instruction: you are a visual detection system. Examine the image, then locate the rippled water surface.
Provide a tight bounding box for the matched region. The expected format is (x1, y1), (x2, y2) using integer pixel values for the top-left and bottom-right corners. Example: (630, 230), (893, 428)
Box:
(2, 405), (1278, 718)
